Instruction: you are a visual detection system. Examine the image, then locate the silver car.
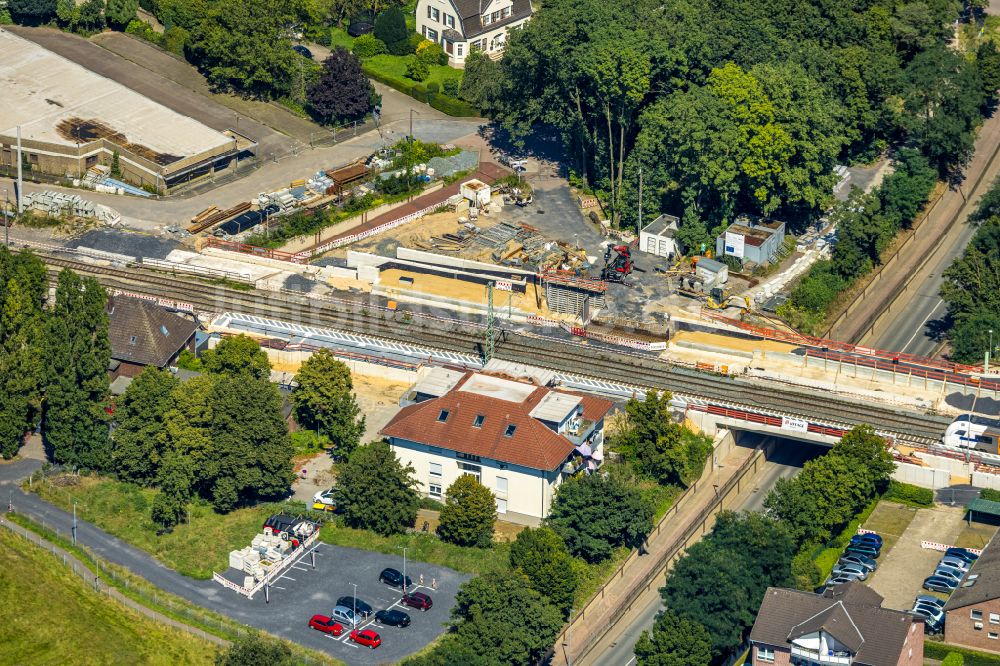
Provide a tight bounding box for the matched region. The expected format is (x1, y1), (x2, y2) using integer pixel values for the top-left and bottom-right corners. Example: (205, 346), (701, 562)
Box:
(330, 605), (360, 628)
(832, 563), (869, 581)
(839, 553), (877, 572)
(933, 566), (964, 582)
(940, 556), (970, 572)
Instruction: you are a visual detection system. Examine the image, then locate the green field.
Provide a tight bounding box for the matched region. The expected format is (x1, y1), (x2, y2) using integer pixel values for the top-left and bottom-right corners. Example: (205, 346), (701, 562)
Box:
(0, 528), (215, 665)
(30, 475), (289, 579)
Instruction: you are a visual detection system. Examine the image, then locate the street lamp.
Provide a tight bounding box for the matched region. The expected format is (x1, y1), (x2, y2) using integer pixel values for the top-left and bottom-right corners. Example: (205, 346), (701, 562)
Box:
(398, 546), (409, 594)
(988, 329), (995, 373)
(350, 582), (358, 626)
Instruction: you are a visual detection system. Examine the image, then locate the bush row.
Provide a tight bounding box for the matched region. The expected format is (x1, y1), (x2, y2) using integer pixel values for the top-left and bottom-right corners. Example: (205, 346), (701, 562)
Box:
(883, 480), (935, 507)
(926, 640), (1000, 665)
(363, 64), (479, 117)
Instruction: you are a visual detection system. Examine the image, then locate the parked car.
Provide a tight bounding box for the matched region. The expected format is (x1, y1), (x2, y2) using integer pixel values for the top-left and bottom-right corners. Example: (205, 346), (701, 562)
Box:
(379, 567), (413, 589)
(825, 573), (862, 587)
(915, 594), (946, 610)
(945, 547), (979, 563)
(839, 553), (878, 571)
(308, 614), (344, 636)
(263, 514), (299, 535)
(851, 532), (883, 547)
(844, 543), (880, 559)
(831, 563), (869, 581)
(933, 566), (965, 582)
(940, 556), (971, 572)
(911, 604), (945, 633)
(350, 628), (382, 649)
(293, 45), (313, 59)
(330, 605), (361, 627)
(401, 591), (433, 611)
(336, 596), (373, 618)
(923, 575), (958, 593)
(375, 609), (411, 627)
(312, 488), (336, 512)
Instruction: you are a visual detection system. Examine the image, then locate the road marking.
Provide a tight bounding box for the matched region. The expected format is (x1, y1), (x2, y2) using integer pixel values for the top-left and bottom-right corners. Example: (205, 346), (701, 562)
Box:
(900, 298), (945, 353)
(292, 565), (308, 571)
(271, 585), (286, 590)
(278, 575), (295, 582)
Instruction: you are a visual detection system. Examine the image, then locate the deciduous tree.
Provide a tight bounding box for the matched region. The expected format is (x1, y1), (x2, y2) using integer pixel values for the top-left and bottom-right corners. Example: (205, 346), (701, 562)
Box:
(308, 48), (376, 124)
(111, 367), (179, 483)
(201, 334), (271, 381)
(437, 475), (496, 548)
(337, 440), (418, 535)
(291, 349), (364, 457)
(104, 0), (137, 28)
(509, 526), (578, 615)
(634, 609), (712, 666)
(374, 6), (408, 55)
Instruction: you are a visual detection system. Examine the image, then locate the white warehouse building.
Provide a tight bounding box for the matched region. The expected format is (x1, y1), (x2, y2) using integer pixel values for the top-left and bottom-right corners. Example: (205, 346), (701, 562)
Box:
(380, 367), (613, 525)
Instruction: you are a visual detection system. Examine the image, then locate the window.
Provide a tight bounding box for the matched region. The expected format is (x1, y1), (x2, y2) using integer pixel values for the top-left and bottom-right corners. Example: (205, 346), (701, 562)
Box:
(456, 44), (463, 56)
(757, 646), (774, 663)
(129, 335), (137, 345)
(991, 613), (1000, 624)
(491, 10), (500, 22)
(428, 462), (443, 497)
(973, 610), (984, 621)
(431, 7), (439, 21)
(429, 462), (442, 478)
(438, 409), (450, 422)
(457, 452), (481, 462)
(495, 498), (507, 513)
(500, 6), (510, 18)
(427, 28), (438, 42)
(458, 462), (481, 482)
(504, 424), (517, 437)
(482, 12), (491, 25)
(473, 414), (485, 428)
(991, 633), (999, 640)
(496, 477), (508, 495)
(446, 14), (455, 28)
(429, 483), (442, 497)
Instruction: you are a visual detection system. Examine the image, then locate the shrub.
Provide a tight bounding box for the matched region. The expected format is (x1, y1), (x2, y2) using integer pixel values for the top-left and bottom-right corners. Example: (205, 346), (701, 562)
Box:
(884, 480), (934, 507)
(442, 77), (460, 96)
(942, 653), (965, 666)
(406, 32), (424, 54)
(426, 81), (440, 95)
(161, 25), (189, 55)
(981, 488), (1000, 502)
(429, 94), (480, 117)
(417, 41), (447, 66)
(374, 6), (408, 54)
(405, 56), (430, 81)
(352, 33), (386, 58)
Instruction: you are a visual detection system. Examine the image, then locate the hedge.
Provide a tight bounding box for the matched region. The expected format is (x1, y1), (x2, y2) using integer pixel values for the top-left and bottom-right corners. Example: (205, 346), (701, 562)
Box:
(884, 480), (935, 507)
(926, 641), (1000, 665)
(981, 488), (1000, 502)
(363, 63), (480, 117)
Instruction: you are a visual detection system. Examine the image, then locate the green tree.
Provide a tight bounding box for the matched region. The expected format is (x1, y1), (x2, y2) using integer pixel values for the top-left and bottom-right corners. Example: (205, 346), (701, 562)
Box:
(950, 311), (1000, 365)
(978, 41), (1000, 104)
(634, 609), (712, 666)
(151, 451), (195, 529)
(291, 349), (364, 457)
(205, 375), (294, 511)
(373, 6), (408, 55)
(352, 34), (386, 59)
(104, 0), (137, 28)
(0, 249), (47, 459)
(661, 511), (794, 657)
(437, 475), (496, 548)
(44, 270), (111, 471)
(201, 334), (271, 380)
(214, 633), (297, 666)
(450, 571), (564, 666)
(111, 367), (179, 483)
(509, 526), (578, 616)
(8, 0), (57, 23)
(404, 56), (429, 82)
(188, 0), (301, 99)
(55, 0), (78, 25)
(941, 217), (1000, 324)
(337, 440), (418, 535)
(941, 652), (965, 666)
(307, 48), (375, 124)
(77, 0), (106, 30)
(546, 473), (653, 563)
(459, 50), (502, 111)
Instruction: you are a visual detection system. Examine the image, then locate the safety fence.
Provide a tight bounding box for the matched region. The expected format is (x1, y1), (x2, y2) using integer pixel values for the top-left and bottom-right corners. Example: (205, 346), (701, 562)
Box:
(108, 288), (195, 313)
(204, 237), (310, 264)
(211, 528), (319, 599)
(686, 403), (851, 440)
(921, 540), (983, 556)
(309, 201), (444, 255)
(558, 322), (666, 352)
(701, 309), (982, 375)
(255, 337), (420, 372)
(803, 348), (1000, 393)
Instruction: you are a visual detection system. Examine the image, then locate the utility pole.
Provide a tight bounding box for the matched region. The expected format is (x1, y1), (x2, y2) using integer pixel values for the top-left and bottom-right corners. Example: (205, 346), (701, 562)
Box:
(72, 502), (77, 546)
(351, 582), (358, 624)
(398, 546), (409, 594)
(638, 166), (643, 236)
(16, 125), (23, 214)
(485, 282), (495, 363)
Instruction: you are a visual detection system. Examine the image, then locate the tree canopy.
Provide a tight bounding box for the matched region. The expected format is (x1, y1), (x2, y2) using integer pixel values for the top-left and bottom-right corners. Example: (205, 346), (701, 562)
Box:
(308, 48), (377, 124)
(634, 608), (713, 666)
(509, 526), (578, 616)
(291, 348), (364, 457)
(546, 472), (653, 563)
(437, 474), (497, 548)
(336, 440), (419, 536)
(201, 334), (271, 380)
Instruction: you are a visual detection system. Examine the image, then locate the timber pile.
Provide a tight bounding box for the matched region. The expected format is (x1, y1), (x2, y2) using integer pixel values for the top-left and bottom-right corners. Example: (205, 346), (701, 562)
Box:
(187, 202), (252, 234)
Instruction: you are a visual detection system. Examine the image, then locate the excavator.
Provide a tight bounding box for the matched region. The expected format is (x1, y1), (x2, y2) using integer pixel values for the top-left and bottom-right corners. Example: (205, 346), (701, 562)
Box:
(601, 244), (636, 283)
(705, 287), (751, 313)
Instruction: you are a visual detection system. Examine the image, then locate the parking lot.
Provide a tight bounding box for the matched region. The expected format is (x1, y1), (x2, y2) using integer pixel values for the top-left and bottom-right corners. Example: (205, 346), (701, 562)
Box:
(216, 542), (468, 665)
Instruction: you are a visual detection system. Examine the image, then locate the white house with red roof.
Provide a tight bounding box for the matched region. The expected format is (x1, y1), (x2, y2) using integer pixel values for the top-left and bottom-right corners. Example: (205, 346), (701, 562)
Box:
(380, 368), (613, 525)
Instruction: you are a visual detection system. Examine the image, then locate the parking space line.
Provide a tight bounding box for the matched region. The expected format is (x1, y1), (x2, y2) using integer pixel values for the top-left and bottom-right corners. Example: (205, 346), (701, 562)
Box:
(271, 585), (286, 590)
(292, 565), (308, 571)
(278, 575), (296, 582)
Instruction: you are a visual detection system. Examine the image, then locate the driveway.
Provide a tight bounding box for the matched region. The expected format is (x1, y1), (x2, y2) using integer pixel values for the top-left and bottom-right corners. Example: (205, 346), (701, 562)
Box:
(866, 504), (967, 610)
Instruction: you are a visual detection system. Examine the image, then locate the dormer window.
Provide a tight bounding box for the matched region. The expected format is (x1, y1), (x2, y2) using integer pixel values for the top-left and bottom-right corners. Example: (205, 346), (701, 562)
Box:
(504, 424), (517, 437)
(473, 414), (485, 428)
(129, 335), (137, 345)
(438, 409), (450, 422)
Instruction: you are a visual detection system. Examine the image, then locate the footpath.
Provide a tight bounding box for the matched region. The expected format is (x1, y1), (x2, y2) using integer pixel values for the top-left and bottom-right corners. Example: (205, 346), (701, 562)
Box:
(826, 111), (1000, 343)
(552, 438), (764, 666)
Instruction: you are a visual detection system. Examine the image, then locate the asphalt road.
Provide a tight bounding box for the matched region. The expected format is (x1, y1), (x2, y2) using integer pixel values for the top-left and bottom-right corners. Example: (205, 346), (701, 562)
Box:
(0, 458), (465, 665)
(589, 436), (824, 666)
(870, 218), (980, 356)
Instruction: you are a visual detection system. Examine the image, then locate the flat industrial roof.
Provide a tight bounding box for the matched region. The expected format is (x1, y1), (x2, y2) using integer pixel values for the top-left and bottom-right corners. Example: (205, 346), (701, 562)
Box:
(0, 29), (231, 164)
(458, 374), (536, 403)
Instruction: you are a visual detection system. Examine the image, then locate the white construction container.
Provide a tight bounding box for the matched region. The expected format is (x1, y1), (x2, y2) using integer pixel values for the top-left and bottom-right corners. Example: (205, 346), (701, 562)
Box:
(228, 550), (244, 570)
(461, 179), (491, 208)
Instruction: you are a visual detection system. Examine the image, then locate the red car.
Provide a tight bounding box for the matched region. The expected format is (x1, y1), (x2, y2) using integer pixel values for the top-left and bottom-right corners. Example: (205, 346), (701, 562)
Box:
(350, 628), (381, 649)
(308, 614), (344, 636)
(401, 591), (433, 611)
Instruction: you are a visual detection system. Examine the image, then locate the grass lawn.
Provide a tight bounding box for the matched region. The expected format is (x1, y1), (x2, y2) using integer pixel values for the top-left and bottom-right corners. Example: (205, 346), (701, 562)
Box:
(30, 474), (296, 580)
(955, 522), (998, 550)
(364, 54), (462, 89)
(862, 500), (918, 553)
(0, 528), (215, 665)
(329, 27), (355, 49)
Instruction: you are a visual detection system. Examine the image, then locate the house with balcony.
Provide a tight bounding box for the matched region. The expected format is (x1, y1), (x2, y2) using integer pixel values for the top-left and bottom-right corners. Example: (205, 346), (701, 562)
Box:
(944, 531), (1000, 652)
(379, 367), (612, 525)
(414, 0), (533, 67)
(748, 583), (923, 666)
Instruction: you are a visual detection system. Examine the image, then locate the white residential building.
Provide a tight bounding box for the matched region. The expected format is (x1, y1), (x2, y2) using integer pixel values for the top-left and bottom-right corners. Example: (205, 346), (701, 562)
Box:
(414, 0), (534, 68)
(380, 368), (612, 525)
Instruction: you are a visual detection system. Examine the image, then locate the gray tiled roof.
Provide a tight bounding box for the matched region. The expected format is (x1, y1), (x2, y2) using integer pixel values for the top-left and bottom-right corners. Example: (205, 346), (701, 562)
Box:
(107, 295), (198, 367)
(452, 0), (532, 39)
(945, 531), (1000, 611)
(750, 585), (919, 666)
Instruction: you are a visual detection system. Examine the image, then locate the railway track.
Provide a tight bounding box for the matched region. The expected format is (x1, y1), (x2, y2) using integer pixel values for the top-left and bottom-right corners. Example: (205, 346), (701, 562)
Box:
(39, 253), (950, 444)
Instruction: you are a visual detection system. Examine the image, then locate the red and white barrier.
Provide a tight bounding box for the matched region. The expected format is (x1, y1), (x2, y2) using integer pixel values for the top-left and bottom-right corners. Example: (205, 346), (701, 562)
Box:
(920, 540), (983, 556)
(109, 289), (194, 313)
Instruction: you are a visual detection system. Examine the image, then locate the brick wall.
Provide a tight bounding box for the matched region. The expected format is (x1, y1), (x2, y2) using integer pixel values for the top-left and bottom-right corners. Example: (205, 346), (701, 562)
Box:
(752, 644), (791, 666)
(946, 599), (1000, 654)
(896, 619), (925, 666)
